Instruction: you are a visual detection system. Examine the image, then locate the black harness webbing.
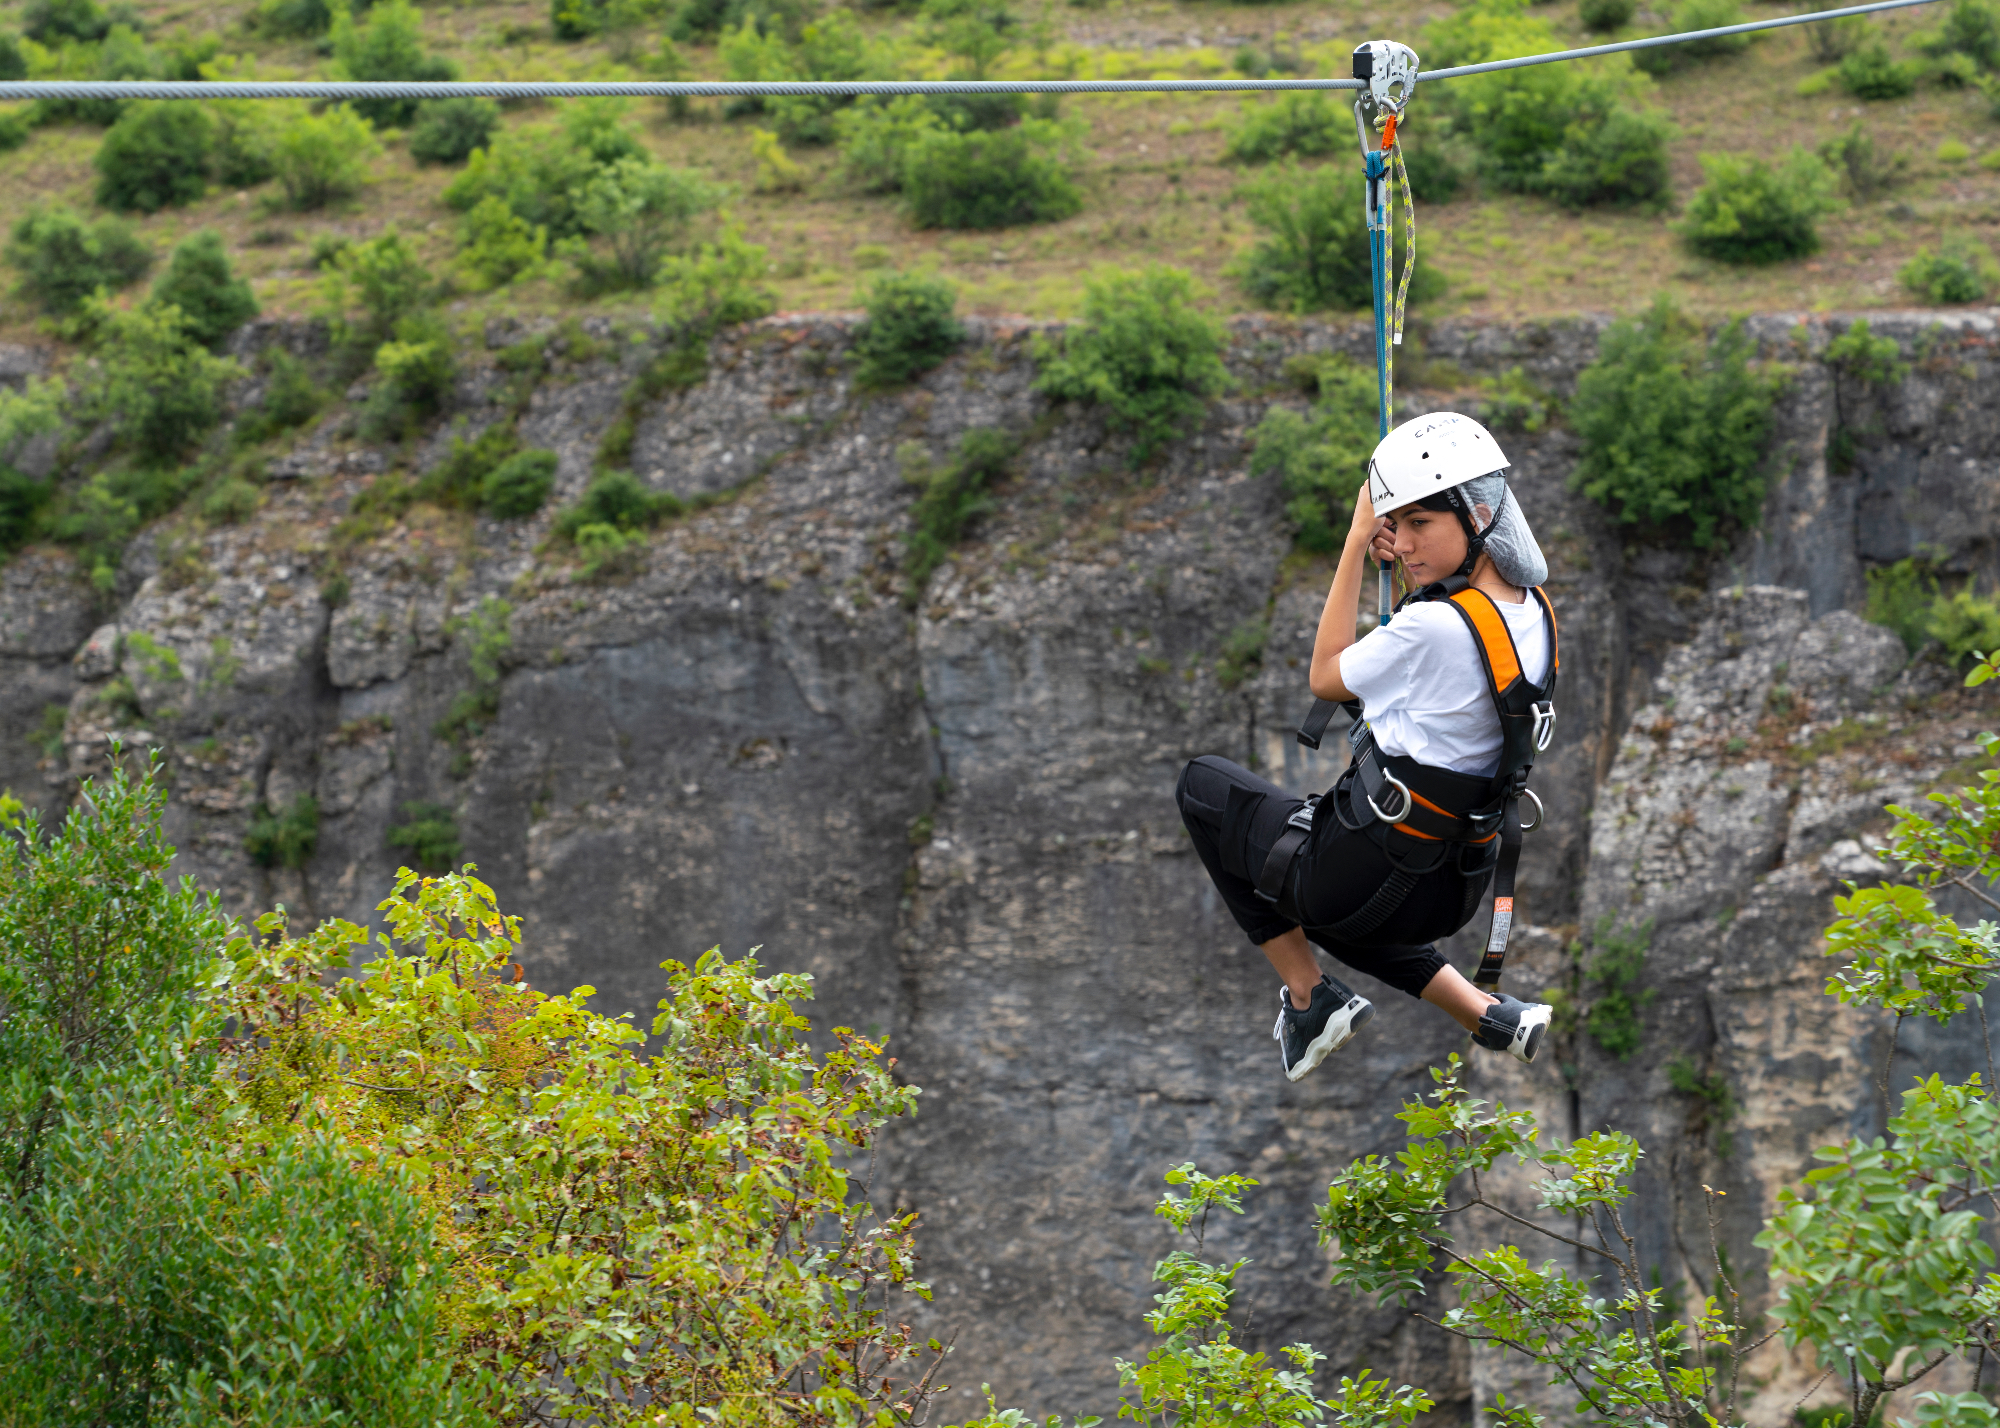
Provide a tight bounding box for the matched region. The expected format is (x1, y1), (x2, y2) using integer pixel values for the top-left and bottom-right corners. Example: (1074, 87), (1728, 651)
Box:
(1271, 579), (1558, 989)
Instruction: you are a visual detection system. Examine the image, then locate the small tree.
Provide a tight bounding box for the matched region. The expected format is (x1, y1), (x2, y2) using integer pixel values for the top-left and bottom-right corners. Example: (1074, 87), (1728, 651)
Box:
(320, 228), (434, 349)
(853, 270), (965, 388)
(901, 120), (1083, 230)
(567, 156), (721, 291)
(1033, 264), (1229, 468)
(149, 230), (258, 348)
(271, 104), (380, 210)
(330, 0), (459, 127)
(407, 95), (499, 165)
(93, 101), (213, 213)
(80, 296), (241, 461)
(5, 205), (152, 316)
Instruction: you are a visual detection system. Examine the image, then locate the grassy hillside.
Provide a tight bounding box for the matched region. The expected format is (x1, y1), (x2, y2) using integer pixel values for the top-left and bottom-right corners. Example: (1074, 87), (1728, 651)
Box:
(0, 0), (1994, 340)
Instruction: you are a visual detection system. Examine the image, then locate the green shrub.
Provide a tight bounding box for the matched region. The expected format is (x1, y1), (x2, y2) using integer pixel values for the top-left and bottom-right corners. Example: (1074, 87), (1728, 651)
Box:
(149, 231), (258, 349)
(1033, 264), (1229, 467)
(1221, 91), (1346, 164)
(573, 521), (640, 580)
(1231, 163), (1442, 314)
(566, 157), (722, 292)
(1249, 353), (1377, 553)
(0, 36), (24, 82)
(1923, 0), (2000, 68)
(210, 103), (277, 187)
(1806, 4), (1868, 61)
(322, 229), (434, 348)
(1825, 318), (1907, 385)
(1840, 39), (1918, 97)
(386, 800), (462, 871)
(81, 297), (239, 461)
(331, 0), (459, 128)
(456, 195), (548, 291)
(0, 467), (50, 553)
(272, 104), (380, 210)
(1580, 0), (1634, 31)
(5, 206), (151, 316)
(901, 426), (1017, 598)
(408, 96), (499, 165)
(653, 227), (777, 330)
(1569, 297), (1782, 548)
(736, 11), (892, 147)
(1678, 149), (1835, 264)
(1818, 121), (1906, 198)
(420, 422), (517, 507)
(555, 469), (682, 538)
(22, 0), (131, 42)
(245, 793), (319, 868)
(1635, 0), (1751, 71)
(254, 0), (336, 36)
(200, 476), (260, 525)
(0, 108), (31, 152)
(900, 120), (1082, 229)
(482, 449), (558, 518)
(1580, 916), (1655, 1059)
(1537, 105), (1675, 210)
(363, 313), (456, 439)
(1477, 366), (1557, 433)
(852, 271), (964, 388)
(442, 99), (645, 238)
(92, 101), (211, 213)
(833, 95), (942, 193)
(31, 22), (154, 128)
(1899, 234), (2000, 303)
(1866, 557), (1939, 654)
(1400, 139), (1466, 203)
(1930, 587), (2000, 666)
(236, 350), (323, 444)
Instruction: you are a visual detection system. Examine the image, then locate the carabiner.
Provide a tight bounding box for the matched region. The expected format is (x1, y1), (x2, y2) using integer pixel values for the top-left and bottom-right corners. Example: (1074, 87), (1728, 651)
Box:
(1518, 788), (1545, 832)
(1366, 770), (1414, 825)
(1531, 701), (1556, 753)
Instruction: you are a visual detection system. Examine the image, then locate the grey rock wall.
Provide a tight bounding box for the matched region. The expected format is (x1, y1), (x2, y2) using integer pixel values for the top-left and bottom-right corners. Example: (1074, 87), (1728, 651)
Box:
(7, 310), (2000, 1419)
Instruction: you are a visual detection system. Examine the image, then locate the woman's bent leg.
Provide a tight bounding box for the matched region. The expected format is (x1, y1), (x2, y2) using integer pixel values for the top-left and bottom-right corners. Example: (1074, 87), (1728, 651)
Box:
(1175, 755), (1303, 948)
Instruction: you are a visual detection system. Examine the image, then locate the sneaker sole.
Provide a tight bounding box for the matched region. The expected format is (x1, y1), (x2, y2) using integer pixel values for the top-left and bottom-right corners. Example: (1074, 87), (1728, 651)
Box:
(1286, 997), (1375, 1082)
(1512, 1005), (1553, 1064)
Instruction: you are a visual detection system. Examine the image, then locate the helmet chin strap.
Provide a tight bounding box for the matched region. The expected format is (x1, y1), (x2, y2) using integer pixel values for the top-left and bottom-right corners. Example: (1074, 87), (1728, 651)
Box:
(1443, 486), (1489, 580)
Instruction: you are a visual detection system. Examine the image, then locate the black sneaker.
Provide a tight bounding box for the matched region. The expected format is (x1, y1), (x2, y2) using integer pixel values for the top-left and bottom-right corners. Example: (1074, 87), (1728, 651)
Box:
(1272, 974), (1375, 1082)
(1472, 994), (1553, 1064)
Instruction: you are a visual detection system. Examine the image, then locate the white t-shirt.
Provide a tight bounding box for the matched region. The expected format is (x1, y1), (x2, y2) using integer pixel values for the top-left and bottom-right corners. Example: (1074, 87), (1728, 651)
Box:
(1337, 593), (1553, 776)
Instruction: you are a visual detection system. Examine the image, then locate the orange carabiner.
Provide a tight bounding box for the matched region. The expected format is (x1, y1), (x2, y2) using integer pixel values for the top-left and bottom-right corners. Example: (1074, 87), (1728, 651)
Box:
(1380, 111), (1399, 150)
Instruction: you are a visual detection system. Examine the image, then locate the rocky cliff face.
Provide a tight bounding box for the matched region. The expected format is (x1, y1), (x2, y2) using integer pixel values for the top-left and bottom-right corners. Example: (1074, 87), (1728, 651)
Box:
(3, 309), (1997, 1419)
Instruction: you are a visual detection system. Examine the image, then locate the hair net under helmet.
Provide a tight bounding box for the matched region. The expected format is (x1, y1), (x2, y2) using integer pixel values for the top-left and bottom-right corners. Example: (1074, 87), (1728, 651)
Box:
(1366, 412), (1549, 589)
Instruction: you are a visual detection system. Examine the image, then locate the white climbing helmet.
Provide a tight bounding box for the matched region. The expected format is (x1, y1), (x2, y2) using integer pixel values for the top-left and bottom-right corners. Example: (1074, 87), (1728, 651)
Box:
(1365, 412), (1509, 514)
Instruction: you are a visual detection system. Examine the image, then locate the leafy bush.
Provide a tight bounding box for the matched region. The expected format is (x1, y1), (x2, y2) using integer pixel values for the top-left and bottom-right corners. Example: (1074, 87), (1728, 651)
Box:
(0, 108), (30, 152)
(457, 195), (548, 291)
(482, 448), (558, 517)
(149, 230), (258, 349)
(652, 227), (777, 330)
(853, 271), (964, 388)
(1569, 297), (1782, 547)
(31, 22), (154, 127)
(245, 792), (319, 868)
(92, 101), (212, 213)
(385, 800), (462, 871)
(554, 469), (682, 538)
(271, 104), (380, 209)
(901, 426), (1017, 598)
(566, 157), (722, 292)
(574, 520), (641, 580)
(82, 297), (240, 461)
(1033, 264), (1229, 467)
(1677, 149), (1835, 264)
(1922, 0), (2000, 67)
(1807, 3), (1868, 60)
(1865, 557), (1939, 654)
(0, 467), (50, 553)
(1899, 234), (2000, 303)
(22, 0), (136, 42)
(407, 95), (499, 165)
(201, 475), (260, 524)
(1400, 139), (1465, 202)
(1222, 90), (1346, 163)
(210, 102), (278, 187)
(254, 0), (337, 37)
(1840, 39), (1918, 96)
(363, 313), (456, 438)
(443, 99), (646, 238)
(1231, 163), (1442, 314)
(1631, 0), (1751, 73)
(727, 10), (891, 146)
(1818, 121), (1906, 198)
(419, 421), (517, 507)
(321, 229), (433, 348)
(1931, 587), (2000, 666)
(331, 0), (459, 128)
(834, 94), (943, 192)
(1580, 0), (1635, 31)
(1537, 105), (1675, 210)
(1826, 317), (1907, 385)
(235, 349), (323, 444)
(900, 119), (1083, 229)
(5, 206), (151, 316)
(1250, 353), (1377, 552)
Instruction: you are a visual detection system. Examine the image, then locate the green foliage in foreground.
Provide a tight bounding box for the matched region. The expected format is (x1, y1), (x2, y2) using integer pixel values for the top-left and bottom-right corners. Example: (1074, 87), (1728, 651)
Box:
(1569, 296), (1783, 548)
(1033, 264), (1230, 468)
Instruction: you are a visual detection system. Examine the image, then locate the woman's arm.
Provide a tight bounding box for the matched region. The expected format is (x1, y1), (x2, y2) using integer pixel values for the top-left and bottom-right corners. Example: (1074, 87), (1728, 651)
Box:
(1307, 481), (1395, 702)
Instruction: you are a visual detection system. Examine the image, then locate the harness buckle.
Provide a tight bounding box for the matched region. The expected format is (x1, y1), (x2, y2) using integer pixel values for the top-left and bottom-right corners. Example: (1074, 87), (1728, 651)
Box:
(1465, 805), (1504, 838)
(1532, 701), (1556, 752)
(1365, 770), (1413, 826)
(1518, 788), (1545, 832)
(1287, 795), (1319, 833)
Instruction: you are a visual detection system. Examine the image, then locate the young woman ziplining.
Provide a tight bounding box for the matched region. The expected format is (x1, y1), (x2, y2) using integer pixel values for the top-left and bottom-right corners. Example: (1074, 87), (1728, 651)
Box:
(1177, 412), (1559, 1082)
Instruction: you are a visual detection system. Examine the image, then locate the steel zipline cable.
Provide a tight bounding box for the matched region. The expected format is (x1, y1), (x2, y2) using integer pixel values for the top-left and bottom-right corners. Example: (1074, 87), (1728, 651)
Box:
(0, 0), (1943, 98)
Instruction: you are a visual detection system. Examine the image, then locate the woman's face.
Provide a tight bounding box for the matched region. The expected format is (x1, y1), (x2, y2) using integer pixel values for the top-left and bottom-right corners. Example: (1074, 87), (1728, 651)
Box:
(1386, 501), (1491, 587)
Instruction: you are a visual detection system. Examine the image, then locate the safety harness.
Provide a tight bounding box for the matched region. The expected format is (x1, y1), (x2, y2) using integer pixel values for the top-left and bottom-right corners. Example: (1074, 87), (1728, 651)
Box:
(1255, 577), (1559, 993)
